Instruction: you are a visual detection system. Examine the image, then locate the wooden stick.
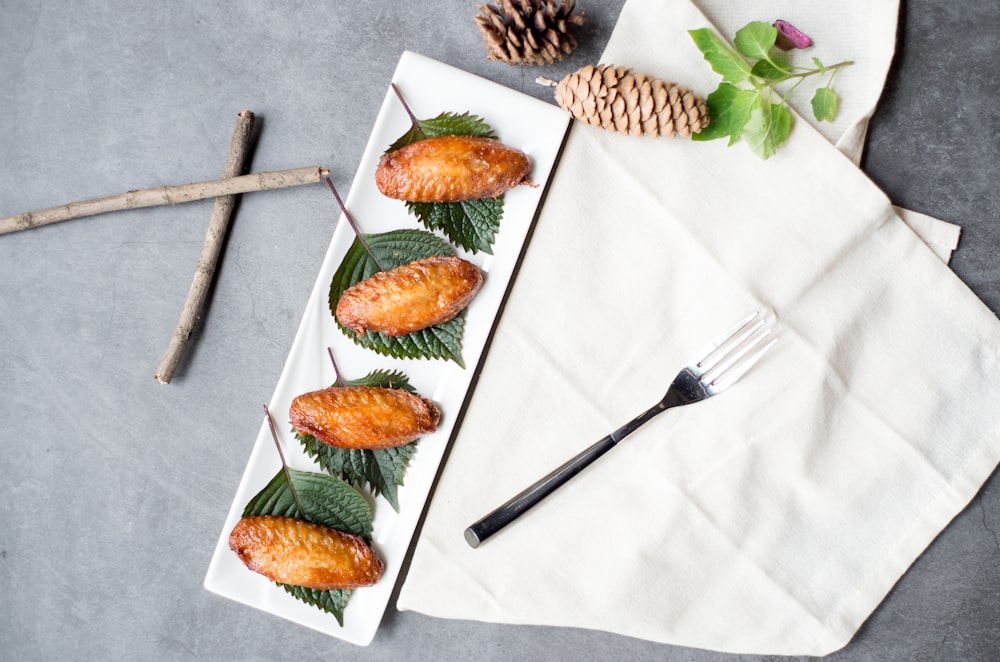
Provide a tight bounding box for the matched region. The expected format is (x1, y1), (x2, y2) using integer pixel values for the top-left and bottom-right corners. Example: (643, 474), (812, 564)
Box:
(155, 110), (255, 384)
(0, 164), (328, 236)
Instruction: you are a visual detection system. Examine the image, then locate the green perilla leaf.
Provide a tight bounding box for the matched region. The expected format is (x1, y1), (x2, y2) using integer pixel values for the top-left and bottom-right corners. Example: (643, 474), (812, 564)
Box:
(241, 467), (375, 626)
(385, 111), (497, 153)
(328, 228), (467, 367)
(296, 368), (423, 512)
(385, 112), (504, 253)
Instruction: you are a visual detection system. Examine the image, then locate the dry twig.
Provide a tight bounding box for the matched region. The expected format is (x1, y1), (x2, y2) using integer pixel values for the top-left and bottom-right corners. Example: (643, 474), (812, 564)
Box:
(0, 164), (327, 236)
(155, 109), (255, 384)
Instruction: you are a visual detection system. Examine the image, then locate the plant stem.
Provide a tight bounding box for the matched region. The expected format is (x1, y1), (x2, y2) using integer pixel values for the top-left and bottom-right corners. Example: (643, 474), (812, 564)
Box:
(327, 347), (345, 386)
(760, 60), (852, 106)
(772, 60), (853, 84)
(263, 404), (305, 517)
(391, 82), (426, 140)
(324, 176), (385, 271)
(825, 64), (845, 88)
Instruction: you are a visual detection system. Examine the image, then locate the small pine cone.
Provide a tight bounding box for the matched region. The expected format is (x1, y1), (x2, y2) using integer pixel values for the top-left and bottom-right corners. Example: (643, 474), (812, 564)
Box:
(475, 0), (587, 66)
(553, 64), (710, 138)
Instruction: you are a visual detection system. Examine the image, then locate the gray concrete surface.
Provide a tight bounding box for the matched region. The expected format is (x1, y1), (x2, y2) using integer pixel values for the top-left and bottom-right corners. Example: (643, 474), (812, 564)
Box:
(1, 1), (997, 660)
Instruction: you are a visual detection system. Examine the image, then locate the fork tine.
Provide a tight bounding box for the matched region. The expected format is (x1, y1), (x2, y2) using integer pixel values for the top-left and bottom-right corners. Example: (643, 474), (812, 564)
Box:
(698, 318), (766, 374)
(691, 311), (760, 372)
(708, 331), (776, 391)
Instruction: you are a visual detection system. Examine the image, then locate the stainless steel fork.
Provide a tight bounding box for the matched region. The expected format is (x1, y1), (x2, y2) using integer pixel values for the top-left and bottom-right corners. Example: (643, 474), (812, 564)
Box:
(464, 311), (776, 548)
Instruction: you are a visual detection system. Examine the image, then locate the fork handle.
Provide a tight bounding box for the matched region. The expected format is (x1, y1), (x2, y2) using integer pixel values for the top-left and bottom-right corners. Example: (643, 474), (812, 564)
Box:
(464, 403), (666, 548)
(464, 434), (617, 548)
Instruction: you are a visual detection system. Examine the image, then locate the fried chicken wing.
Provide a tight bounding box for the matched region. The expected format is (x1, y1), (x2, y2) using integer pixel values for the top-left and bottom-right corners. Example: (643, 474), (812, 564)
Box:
(290, 385), (441, 450)
(229, 516), (383, 590)
(375, 135), (532, 202)
(335, 255), (483, 337)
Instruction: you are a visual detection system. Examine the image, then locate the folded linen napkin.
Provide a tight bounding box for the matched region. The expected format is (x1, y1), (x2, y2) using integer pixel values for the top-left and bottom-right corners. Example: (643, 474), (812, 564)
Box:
(397, 0), (1000, 655)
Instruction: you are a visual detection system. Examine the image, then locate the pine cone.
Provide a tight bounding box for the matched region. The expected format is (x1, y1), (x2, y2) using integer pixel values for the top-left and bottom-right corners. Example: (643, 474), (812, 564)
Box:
(475, 0), (587, 66)
(554, 64), (710, 138)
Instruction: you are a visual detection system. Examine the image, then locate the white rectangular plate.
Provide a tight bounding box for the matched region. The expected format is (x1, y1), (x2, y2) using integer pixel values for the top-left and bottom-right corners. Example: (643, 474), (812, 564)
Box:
(203, 51), (569, 646)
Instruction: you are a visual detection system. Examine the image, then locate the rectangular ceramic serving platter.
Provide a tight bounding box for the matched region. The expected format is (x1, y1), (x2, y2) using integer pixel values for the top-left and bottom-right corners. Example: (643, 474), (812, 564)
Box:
(203, 51), (569, 645)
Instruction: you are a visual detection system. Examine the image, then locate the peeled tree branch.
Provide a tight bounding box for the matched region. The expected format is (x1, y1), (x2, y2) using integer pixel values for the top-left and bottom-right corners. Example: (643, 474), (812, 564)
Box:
(0, 165), (328, 235)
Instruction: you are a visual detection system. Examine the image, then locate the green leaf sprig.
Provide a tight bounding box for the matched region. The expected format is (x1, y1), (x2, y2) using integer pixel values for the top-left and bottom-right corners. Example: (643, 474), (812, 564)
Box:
(689, 21), (852, 159)
(297, 360), (422, 512)
(388, 84), (504, 254)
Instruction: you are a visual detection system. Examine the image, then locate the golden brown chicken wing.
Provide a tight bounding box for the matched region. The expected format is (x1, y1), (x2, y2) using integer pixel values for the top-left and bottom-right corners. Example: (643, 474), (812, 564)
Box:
(290, 385), (440, 450)
(229, 516), (383, 590)
(375, 135), (531, 202)
(335, 255), (483, 337)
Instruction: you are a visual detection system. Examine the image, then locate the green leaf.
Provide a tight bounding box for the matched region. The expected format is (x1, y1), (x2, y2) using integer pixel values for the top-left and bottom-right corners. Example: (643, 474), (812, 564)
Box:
(298, 369), (421, 511)
(385, 112), (505, 254)
(692, 83), (761, 145)
(280, 585), (352, 626)
(406, 197), (502, 255)
(733, 21), (778, 60)
(811, 87), (839, 122)
(328, 229), (468, 367)
(689, 19), (852, 159)
(242, 467), (374, 626)
(386, 111), (497, 153)
(771, 102), (793, 146)
(742, 101), (793, 160)
(343, 368), (416, 392)
(688, 28), (752, 84)
(298, 432), (418, 512)
(750, 57), (791, 82)
(243, 467), (374, 539)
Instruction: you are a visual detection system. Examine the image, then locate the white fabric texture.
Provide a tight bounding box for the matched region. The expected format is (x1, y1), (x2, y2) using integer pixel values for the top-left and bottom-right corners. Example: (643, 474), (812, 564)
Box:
(695, 1), (960, 261)
(396, 0), (999, 655)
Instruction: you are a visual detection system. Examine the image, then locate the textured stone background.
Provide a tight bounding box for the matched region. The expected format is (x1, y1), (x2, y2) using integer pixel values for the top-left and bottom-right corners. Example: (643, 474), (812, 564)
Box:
(1, 1), (997, 660)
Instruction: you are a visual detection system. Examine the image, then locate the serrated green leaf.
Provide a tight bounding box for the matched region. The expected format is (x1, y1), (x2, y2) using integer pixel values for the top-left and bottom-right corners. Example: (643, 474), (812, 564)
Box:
(742, 101), (793, 160)
(689, 28), (752, 84)
(386, 113), (504, 254)
(328, 229), (467, 367)
(280, 584), (352, 626)
(297, 432), (418, 513)
(406, 197), (502, 255)
(750, 57), (791, 82)
(243, 468), (373, 539)
(692, 83), (760, 145)
(812, 57), (826, 74)
(811, 87), (839, 122)
(733, 21), (778, 60)
(342, 368), (416, 392)
(241, 467), (374, 626)
(386, 111), (497, 153)
(296, 369), (423, 511)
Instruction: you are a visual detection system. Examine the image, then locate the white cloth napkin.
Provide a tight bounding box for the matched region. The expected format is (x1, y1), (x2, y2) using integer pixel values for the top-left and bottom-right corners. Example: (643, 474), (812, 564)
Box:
(397, 0), (1000, 655)
(695, 1), (961, 263)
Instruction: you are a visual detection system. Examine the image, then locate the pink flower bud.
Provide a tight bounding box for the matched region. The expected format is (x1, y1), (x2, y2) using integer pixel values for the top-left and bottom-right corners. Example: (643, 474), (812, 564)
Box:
(773, 20), (813, 50)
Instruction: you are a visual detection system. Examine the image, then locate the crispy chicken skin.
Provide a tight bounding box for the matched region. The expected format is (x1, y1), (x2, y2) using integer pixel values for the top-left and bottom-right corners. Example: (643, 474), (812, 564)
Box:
(375, 135), (531, 202)
(229, 516), (383, 590)
(336, 255), (483, 337)
(290, 386), (441, 450)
